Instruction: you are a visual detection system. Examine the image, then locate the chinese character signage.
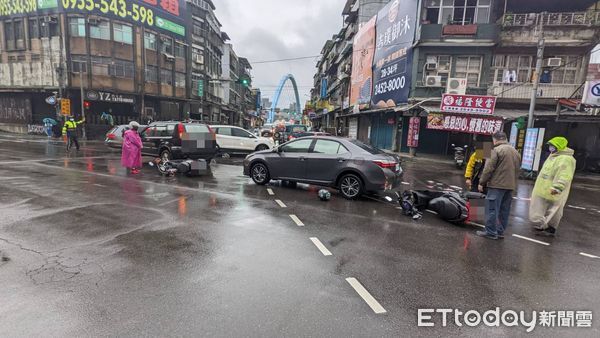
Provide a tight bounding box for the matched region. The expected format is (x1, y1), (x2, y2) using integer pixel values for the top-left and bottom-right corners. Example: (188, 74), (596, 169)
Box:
(427, 113), (503, 136)
(0, 0), (186, 37)
(371, 0), (417, 108)
(60, 98), (71, 116)
(406, 116), (420, 148)
(441, 94), (497, 115)
(350, 15), (376, 109)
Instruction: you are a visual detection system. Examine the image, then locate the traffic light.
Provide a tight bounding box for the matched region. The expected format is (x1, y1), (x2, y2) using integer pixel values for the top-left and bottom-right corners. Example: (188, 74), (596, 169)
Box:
(84, 101), (91, 110)
(239, 75), (250, 87)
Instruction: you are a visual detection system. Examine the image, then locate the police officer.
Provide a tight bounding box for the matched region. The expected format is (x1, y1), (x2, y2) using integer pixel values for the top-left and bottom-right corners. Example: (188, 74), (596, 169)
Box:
(62, 116), (85, 151)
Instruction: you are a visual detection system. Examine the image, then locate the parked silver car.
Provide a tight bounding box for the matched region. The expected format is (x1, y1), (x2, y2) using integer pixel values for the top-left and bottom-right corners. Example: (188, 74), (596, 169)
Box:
(243, 136), (403, 199)
(104, 124), (146, 149)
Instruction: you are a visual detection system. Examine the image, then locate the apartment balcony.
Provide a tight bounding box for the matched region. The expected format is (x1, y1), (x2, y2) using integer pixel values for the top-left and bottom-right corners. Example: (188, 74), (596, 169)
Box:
(499, 12), (600, 47)
(418, 23), (499, 46)
(488, 82), (582, 103)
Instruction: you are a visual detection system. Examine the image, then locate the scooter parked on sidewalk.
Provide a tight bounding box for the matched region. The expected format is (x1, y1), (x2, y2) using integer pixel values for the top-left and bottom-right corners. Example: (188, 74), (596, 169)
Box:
(451, 144), (469, 169)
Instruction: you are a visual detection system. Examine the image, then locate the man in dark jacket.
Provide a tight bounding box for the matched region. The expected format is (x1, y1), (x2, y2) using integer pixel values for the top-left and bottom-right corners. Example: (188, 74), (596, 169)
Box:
(477, 132), (521, 239)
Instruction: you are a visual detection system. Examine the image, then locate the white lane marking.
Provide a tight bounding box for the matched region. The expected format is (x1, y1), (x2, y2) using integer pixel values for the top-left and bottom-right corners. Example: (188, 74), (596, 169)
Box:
(513, 197), (531, 201)
(468, 221), (486, 229)
(512, 234), (550, 246)
(401, 181), (410, 185)
(345, 278), (387, 314)
(309, 237), (332, 256)
(275, 199), (287, 208)
(289, 214), (304, 226)
(93, 184), (107, 187)
(580, 252), (599, 259)
(567, 205), (586, 210)
(267, 188), (274, 196)
(449, 185), (462, 190)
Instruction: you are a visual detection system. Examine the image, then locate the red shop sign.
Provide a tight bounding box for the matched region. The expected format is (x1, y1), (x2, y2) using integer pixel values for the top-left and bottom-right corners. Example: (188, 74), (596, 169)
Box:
(427, 113), (504, 135)
(440, 94), (497, 115)
(407, 116), (420, 148)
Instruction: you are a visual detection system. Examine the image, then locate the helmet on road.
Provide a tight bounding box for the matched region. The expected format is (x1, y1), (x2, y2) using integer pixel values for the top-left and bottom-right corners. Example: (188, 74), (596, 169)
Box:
(318, 189), (331, 201)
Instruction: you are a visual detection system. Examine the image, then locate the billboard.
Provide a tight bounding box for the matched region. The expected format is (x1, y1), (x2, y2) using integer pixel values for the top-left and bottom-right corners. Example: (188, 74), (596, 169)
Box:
(426, 113), (503, 136)
(371, 0), (417, 108)
(0, 0), (186, 37)
(350, 15), (376, 109)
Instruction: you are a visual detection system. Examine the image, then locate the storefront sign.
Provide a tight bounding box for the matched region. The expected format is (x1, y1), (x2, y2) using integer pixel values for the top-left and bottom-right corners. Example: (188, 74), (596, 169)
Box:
(61, 98), (71, 116)
(350, 15), (376, 109)
(371, 0), (417, 108)
(442, 24), (477, 35)
(426, 113), (503, 135)
(197, 80), (204, 98)
(348, 118), (358, 139)
(407, 116), (420, 148)
(582, 80), (600, 106)
(0, 0), (187, 38)
(440, 94), (497, 115)
(86, 90), (135, 104)
(45, 96), (57, 105)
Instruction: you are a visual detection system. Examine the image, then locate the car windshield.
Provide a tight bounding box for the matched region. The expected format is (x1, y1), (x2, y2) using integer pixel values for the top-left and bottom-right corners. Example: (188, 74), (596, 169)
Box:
(184, 124), (209, 133)
(350, 139), (385, 155)
(286, 125), (307, 133)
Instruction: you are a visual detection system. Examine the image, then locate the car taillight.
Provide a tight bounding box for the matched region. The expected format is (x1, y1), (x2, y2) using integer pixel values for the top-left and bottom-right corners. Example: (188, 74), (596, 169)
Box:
(177, 123), (184, 138)
(372, 160), (397, 169)
(107, 133), (115, 140)
(288, 135), (294, 141)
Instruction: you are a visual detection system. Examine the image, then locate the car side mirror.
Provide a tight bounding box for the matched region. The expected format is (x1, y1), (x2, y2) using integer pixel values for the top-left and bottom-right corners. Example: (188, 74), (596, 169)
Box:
(276, 147), (282, 153)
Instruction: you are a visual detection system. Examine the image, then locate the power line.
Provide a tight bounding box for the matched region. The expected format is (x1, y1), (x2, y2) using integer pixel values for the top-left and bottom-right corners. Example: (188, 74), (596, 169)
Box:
(251, 55), (321, 65)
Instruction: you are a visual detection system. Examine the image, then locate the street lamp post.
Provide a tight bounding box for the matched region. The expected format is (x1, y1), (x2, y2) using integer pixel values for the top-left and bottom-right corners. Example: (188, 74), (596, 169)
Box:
(79, 68), (87, 140)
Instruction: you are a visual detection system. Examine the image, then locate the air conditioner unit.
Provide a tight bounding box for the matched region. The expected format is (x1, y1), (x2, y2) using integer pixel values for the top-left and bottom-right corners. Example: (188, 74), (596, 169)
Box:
(194, 54), (204, 64)
(163, 53), (175, 62)
(88, 18), (100, 25)
(426, 62), (438, 71)
(43, 16), (58, 23)
(547, 57), (562, 67)
(446, 77), (468, 95)
(425, 75), (442, 87)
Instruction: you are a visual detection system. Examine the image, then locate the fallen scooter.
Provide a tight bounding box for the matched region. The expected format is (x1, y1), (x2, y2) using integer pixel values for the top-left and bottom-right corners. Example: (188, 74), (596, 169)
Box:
(400, 189), (486, 225)
(148, 158), (210, 177)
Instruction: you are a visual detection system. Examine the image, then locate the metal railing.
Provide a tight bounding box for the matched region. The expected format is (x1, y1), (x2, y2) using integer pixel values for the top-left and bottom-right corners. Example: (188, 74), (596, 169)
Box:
(488, 83), (583, 99)
(502, 12), (600, 27)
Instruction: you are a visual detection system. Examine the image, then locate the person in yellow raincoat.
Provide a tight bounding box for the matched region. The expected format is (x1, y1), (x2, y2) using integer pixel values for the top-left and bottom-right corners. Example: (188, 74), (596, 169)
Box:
(465, 147), (485, 192)
(530, 136), (576, 237)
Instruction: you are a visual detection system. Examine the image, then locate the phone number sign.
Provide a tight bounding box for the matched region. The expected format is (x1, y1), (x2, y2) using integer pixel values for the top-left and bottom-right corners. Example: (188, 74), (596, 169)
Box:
(0, 0), (185, 37)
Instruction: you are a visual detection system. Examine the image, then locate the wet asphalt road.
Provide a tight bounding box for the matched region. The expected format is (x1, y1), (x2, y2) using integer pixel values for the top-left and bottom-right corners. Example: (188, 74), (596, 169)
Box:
(0, 134), (599, 337)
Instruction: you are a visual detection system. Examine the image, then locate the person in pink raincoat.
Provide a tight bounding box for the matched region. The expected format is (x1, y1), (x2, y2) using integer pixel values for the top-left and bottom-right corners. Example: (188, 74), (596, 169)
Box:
(121, 121), (143, 174)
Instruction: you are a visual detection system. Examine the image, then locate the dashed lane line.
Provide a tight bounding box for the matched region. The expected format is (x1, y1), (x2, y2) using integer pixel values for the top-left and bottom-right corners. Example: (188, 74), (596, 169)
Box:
(289, 214), (304, 226)
(345, 278), (387, 314)
(580, 252), (599, 259)
(401, 181), (411, 185)
(512, 234), (550, 246)
(309, 237), (332, 256)
(267, 188), (275, 196)
(567, 205), (587, 210)
(275, 199), (287, 208)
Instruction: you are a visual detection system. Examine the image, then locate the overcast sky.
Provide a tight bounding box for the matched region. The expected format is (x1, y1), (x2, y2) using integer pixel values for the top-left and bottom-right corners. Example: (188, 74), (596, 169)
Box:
(215, 0), (347, 109)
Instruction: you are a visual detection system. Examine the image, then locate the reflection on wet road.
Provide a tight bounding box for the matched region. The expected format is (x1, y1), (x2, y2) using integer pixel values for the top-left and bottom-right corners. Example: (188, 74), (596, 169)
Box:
(0, 134), (599, 336)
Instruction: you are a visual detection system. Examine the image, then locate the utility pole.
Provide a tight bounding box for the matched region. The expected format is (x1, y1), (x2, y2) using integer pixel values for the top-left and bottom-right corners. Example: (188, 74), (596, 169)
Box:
(527, 13), (545, 129)
(79, 67), (87, 140)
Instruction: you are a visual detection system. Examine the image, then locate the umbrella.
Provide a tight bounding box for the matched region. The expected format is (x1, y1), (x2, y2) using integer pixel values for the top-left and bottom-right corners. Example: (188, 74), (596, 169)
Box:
(42, 118), (57, 125)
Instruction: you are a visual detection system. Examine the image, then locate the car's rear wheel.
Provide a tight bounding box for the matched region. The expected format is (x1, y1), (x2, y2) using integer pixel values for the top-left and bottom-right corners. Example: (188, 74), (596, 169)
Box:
(251, 163), (270, 185)
(160, 149), (171, 162)
(256, 144), (269, 151)
(339, 174), (363, 200)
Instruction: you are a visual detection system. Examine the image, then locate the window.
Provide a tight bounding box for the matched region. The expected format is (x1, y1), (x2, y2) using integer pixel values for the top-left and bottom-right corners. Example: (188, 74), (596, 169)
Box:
(4, 20), (25, 50)
(174, 42), (185, 57)
(313, 140), (347, 155)
(175, 72), (186, 88)
(454, 56), (482, 87)
(550, 56), (581, 84)
(40, 17), (59, 37)
(232, 128), (253, 138)
(71, 55), (88, 73)
(90, 20), (110, 40)
(350, 140), (384, 154)
(161, 38), (172, 54)
(144, 32), (157, 50)
(113, 23), (132, 44)
(281, 139), (313, 153)
(28, 18), (40, 39)
(145, 65), (158, 82)
(492, 55), (534, 83)
(216, 127), (232, 136)
(68, 17), (85, 37)
(91, 56), (111, 76)
(109, 59), (134, 78)
(424, 0), (490, 25)
(425, 55), (452, 86)
(161, 69), (173, 85)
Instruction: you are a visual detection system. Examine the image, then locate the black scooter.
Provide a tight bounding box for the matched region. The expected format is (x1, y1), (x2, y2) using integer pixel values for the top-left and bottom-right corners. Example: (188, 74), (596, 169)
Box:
(451, 144), (469, 169)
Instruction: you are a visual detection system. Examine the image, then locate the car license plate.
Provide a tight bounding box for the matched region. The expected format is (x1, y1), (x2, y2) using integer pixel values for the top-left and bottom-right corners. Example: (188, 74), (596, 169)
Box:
(395, 163), (400, 172)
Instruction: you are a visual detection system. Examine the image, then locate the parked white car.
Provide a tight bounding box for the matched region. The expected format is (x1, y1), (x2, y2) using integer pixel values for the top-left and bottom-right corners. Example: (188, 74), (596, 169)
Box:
(212, 125), (275, 154)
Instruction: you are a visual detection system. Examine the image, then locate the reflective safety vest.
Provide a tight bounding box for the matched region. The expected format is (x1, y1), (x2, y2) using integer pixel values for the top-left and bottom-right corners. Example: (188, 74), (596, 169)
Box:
(62, 120), (83, 135)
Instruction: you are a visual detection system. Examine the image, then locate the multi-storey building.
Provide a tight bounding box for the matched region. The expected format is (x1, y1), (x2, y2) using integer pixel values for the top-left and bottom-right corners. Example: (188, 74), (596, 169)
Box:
(221, 42), (242, 125)
(312, 0), (600, 159)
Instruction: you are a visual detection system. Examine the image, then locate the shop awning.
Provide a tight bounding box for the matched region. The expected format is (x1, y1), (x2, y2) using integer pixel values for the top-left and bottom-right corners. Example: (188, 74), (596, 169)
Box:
(421, 105), (557, 121)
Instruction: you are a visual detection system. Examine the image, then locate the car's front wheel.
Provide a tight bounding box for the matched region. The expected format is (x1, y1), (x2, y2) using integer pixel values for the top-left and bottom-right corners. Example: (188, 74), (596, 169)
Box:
(339, 174), (363, 200)
(251, 163), (270, 185)
(256, 144), (269, 151)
